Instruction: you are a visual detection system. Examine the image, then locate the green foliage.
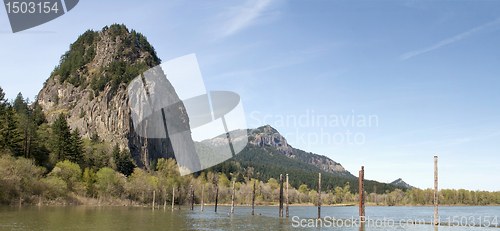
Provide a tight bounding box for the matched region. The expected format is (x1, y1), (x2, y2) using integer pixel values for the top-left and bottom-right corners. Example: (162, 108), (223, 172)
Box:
(43, 177), (67, 199)
(236, 172), (245, 183)
(49, 160), (81, 191)
(0, 106), (23, 155)
(53, 30), (99, 86)
(70, 128), (83, 165)
(49, 113), (72, 162)
(112, 144), (136, 176)
(49, 24), (161, 96)
(13, 92), (28, 114)
(90, 133), (100, 144)
(90, 60), (149, 94)
(82, 167), (96, 196)
(298, 184), (309, 194)
(0, 155), (45, 203)
(95, 167), (118, 196)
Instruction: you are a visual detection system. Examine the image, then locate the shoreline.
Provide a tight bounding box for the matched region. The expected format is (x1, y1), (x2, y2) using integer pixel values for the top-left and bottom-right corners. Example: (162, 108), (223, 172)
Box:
(5, 201), (499, 207)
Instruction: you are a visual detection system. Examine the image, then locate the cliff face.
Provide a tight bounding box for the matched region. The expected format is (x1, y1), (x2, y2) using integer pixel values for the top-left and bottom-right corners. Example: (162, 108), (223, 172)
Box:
(36, 25), (191, 169)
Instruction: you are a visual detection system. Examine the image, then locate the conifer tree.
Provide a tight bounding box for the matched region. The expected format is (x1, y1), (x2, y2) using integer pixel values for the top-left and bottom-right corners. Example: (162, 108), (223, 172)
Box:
(0, 106), (23, 155)
(70, 128), (84, 165)
(49, 113), (72, 161)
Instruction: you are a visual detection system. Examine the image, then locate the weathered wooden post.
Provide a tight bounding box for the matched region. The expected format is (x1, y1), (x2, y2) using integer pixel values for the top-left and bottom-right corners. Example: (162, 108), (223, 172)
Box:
(164, 189), (167, 210)
(231, 181), (235, 214)
(252, 180), (256, 215)
(373, 185), (377, 205)
(178, 186), (181, 210)
(172, 188), (175, 211)
(359, 166), (365, 221)
(318, 173), (321, 219)
(201, 184), (204, 211)
(279, 174), (283, 217)
(190, 185), (194, 210)
(286, 174), (289, 218)
(215, 175), (219, 213)
(153, 190), (155, 210)
(434, 156), (438, 226)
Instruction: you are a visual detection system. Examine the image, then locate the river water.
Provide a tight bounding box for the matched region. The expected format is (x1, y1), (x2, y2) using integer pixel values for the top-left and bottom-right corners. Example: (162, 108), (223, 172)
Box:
(1, 205), (498, 230)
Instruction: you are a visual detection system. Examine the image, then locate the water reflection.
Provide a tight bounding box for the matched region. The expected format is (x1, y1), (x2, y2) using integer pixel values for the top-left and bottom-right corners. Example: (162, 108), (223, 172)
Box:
(0, 205), (497, 230)
(359, 222), (366, 231)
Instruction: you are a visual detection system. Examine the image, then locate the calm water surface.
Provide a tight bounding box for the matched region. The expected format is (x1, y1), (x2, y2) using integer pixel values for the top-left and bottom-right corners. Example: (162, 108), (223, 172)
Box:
(1, 205), (499, 230)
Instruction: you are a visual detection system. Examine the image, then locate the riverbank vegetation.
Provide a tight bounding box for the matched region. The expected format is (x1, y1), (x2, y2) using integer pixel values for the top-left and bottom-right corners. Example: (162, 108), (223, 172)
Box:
(1, 153), (500, 206)
(1, 87), (499, 206)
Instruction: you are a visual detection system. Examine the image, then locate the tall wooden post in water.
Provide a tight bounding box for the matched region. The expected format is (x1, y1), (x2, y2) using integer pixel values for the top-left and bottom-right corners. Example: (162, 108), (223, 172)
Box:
(172, 188), (175, 211)
(318, 173), (321, 219)
(434, 156), (438, 225)
(231, 181), (235, 214)
(359, 166), (365, 221)
(164, 189), (166, 210)
(215, 175), (219, 213)
(153, 190), (155, 210)
(279, 174), (283, 217)
(178, 186), (181, 210)
(286, 174), (289, 218)
(201, 184), (204, 211)
(252, 180), (255, 215)
(190, 185), (194, 210)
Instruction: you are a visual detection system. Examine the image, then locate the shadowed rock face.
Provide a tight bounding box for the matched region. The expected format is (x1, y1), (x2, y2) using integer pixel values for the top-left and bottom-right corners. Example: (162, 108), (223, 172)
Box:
(36, 25), (198, 170)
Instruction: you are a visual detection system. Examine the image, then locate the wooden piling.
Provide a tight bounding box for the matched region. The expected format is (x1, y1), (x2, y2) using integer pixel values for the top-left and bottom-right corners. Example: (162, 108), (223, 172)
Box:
(215, 175), (219, 213)
(172, 188), (175, 211)
(231, 181), (235, 214)
(434, 156), (438, 225)
(252, 180), (255, 215)
(190, 185), (194, 210)
(178, 186), (181, 210)
(279, 174), (283, 217)
(153, 190), (155, 210)
(164, 189), (166, 210)
(201, 184), (204, 211)
(318, 173), (321, 219)
(286, 174), (289, 218)
(359, 166), (365, 221)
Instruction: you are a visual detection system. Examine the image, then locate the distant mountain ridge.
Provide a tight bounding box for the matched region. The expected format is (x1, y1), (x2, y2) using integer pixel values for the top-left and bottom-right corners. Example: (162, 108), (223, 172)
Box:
(201, 125), (355, 178)
(390, 178), (413, 189)
(200, 125), (405, 193)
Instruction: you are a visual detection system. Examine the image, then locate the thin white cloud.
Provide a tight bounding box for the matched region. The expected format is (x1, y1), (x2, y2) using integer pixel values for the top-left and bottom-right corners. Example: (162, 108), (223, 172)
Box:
(216, 0), (283, 39)
(401, 18), (500, 60)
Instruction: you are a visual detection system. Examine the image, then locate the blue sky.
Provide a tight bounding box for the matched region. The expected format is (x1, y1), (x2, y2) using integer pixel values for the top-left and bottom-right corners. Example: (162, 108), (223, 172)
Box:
(1, 0), (499, 191)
